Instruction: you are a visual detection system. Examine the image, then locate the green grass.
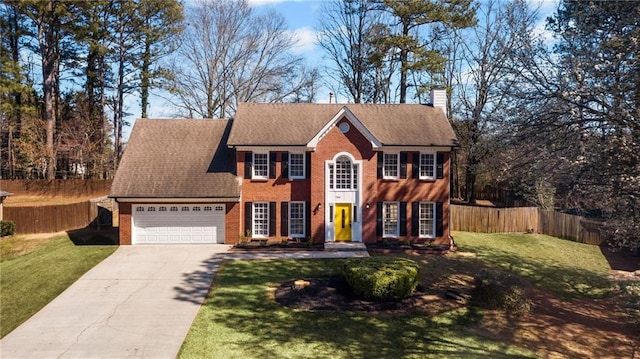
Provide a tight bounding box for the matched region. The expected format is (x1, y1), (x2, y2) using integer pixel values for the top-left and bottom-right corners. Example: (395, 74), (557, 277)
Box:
(454, 231), (612, 299)
(0, 234), (116, 337)
(179, 259), (535, 359)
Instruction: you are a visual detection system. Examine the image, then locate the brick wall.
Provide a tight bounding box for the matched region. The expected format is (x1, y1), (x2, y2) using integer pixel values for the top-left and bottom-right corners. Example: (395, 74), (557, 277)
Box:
(239, 118), (452, 245)
(118, 202), (132, 245)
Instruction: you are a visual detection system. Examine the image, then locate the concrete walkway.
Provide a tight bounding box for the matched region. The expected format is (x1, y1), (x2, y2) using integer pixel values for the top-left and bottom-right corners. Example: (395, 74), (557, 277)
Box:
(0, 245), (368, 359)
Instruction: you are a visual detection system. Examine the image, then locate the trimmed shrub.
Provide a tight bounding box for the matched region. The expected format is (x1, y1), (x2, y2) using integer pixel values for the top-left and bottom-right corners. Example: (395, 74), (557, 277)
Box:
(342, 257), (419, 301)
(1, 220), (16, 237)
(472, 268), (531, 315)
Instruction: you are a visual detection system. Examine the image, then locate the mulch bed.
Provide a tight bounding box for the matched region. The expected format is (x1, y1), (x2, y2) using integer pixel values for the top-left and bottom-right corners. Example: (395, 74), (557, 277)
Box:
(366, 243), (453, 255)
(229, 243), (325, 252)
(274, 276), (451, 315)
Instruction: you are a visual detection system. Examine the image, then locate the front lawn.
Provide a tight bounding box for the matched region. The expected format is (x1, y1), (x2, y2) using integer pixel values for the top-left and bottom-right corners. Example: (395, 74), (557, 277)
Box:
(179, 259), (535, 359)
(453, 231), (612, 299)
(0, 233), (116, 337)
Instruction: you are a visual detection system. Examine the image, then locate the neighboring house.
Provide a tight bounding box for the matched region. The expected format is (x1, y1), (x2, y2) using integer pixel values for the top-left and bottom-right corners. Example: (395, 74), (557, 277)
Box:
(110, 89), (458, 246)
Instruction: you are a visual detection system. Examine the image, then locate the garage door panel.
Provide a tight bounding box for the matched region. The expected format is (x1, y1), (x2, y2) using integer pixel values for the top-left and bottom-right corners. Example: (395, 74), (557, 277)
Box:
(132, 204), (225, 244)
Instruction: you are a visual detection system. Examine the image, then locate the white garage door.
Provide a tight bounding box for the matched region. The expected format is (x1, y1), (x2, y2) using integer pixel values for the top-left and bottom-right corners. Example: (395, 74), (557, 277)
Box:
(132, 204), (225, 244)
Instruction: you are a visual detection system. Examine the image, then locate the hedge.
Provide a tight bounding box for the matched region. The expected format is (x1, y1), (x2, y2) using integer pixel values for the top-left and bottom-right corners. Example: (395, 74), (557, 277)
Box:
(1, 220), (16, 237)
(342, 257), (419, 301)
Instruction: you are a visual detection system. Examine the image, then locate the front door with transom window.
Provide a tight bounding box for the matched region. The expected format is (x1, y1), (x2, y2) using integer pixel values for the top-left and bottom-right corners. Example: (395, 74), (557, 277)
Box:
(334, 203), (351, 241)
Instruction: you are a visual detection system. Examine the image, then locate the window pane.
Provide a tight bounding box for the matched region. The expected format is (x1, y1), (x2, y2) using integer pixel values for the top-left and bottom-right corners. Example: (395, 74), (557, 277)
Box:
(420, 153), (435, 179)
(383, 153), (399, 178)
(289, 202), (305, 237)
(253, 153), (268, 178)
(289, 153), (305, 178)
(419, 202), (435, 237)
(383, 202), (399, 237)
(335, 156), (352, 189)
(329, 164), (334, 189)
(253, 203), (269, 237)
(352, 163), (358, 189)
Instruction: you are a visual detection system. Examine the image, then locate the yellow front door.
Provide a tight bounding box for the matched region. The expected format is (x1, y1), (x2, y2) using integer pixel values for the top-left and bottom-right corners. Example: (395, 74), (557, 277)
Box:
(334, 203), (352, 241)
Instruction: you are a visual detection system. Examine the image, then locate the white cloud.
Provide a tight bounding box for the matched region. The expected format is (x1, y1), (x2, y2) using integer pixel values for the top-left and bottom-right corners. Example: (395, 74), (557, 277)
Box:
(288, 26), (317, 54)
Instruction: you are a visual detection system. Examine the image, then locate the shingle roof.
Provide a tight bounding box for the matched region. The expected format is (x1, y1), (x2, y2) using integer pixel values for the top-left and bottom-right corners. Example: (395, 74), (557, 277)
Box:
(110, 119), (240, 199)
(228, 103), (458, 147)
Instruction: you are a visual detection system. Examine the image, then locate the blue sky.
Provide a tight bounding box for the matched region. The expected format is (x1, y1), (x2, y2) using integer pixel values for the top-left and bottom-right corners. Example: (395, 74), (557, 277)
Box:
(136, 0), (559, 137)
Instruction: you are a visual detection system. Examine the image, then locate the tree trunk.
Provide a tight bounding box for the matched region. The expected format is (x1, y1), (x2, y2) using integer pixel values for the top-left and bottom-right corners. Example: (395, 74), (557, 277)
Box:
(39, 3), (60, 180)
(140, 32), (151, 118)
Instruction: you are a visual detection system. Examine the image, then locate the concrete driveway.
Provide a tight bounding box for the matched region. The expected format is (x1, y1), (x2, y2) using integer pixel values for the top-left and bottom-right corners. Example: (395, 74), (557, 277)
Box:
(0, 245), (231, 359)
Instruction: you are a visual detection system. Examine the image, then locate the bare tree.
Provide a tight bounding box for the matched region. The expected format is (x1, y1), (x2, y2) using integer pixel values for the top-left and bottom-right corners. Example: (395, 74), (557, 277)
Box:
(503, 0), (640, 250)
(166, 0), (309, 118)
(451, 0), (539, 204)
(317, 0), (379, 103)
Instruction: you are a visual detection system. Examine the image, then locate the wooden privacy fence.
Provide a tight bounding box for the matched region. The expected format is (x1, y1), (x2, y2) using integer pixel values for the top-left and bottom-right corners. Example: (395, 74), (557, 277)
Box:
(0, 179), (112, 197)
(4, 201), (98, 234)
(451, 205), (604, 245)
(450, 206), (539, 234)
(538, 210), (604, 245)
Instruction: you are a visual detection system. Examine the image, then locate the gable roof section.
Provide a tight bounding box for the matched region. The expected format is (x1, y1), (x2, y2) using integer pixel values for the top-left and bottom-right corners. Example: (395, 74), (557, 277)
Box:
(110, 119), (240, 200)
(228, 102), (458, 147)
(307, 106), (382, 149)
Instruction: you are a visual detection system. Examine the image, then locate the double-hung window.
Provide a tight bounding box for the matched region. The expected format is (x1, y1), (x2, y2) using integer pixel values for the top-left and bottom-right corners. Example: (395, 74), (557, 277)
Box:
(382, 202), (399, 237)
(289, 202), (305, 237)
(289, 153), (305, 179)
(252, 202), (269, 238)
(420, 153), (435, 180)
(419, 202), (435, 238)
(252, 153), (268, 179)
(383, 153), (399, 179)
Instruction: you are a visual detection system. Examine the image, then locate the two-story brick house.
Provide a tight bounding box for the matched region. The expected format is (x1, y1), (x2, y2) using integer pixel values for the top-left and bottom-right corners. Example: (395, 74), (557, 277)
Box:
(110, 89), (458, 246)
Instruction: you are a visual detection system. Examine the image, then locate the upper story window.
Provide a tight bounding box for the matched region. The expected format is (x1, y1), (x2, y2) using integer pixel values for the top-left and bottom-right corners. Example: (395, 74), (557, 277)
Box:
(329, 155), (358, 190)
(289, 153), (305, 179)
(383, 153), (399, 179)
(420, 153), (435, 180)
(252, 152), (268, 179)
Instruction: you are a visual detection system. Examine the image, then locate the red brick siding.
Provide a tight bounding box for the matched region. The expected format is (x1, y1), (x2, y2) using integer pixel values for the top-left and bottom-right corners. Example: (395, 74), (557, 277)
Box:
(239, 118), (452, 245)
(118, 202), (132, 245)
(225, 203), (240, 244)
(374, 152), (451, 245)
(239, 151), (312, 240)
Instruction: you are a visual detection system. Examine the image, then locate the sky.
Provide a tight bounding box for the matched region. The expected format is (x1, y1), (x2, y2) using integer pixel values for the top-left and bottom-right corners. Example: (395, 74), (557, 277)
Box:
(134, 0), (559, 138)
